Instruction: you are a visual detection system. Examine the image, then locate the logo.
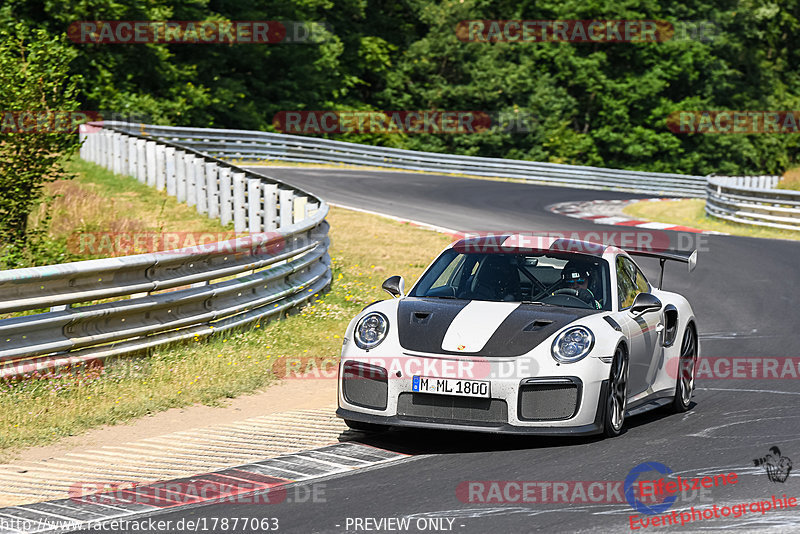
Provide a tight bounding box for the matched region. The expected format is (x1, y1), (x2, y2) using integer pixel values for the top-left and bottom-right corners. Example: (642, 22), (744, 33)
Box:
(457, 345), (466, 351)
(625, 462), (677, 515)
(667, 111), (800, 134)
(753, 446), (793, 483)
(273, 111), (493, 135)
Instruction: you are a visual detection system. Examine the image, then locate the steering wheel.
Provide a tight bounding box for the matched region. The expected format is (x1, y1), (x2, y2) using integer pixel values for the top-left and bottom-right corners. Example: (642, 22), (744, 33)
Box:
(553, 288), (579, 297)
(540, 290), (595, 309)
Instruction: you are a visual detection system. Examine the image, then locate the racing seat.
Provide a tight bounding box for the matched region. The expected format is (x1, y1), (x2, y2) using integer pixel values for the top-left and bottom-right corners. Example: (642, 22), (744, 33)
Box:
(468, 256), (521, 301)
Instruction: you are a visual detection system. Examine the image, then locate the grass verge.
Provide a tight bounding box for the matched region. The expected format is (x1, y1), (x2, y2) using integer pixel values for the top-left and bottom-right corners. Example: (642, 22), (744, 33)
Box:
(1, 199), (451, 460)
(40, 157), (232, 255)
(777, 167), (800, 191)
(622, 199), (800, 241)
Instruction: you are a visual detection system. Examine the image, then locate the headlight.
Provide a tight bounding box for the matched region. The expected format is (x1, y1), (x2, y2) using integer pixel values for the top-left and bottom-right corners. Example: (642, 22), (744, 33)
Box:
(551, 326), (595, 363)
(354, 312), (389, 350)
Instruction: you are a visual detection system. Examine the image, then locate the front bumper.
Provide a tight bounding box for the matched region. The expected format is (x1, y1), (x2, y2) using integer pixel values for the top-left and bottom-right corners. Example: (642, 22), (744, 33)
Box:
(336, 353), (611, 436)
(338, 379), (607, 436)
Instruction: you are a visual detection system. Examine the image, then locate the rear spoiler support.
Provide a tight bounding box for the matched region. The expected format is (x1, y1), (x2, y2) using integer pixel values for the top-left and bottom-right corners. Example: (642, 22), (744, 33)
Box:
(625, 249), (698, 290)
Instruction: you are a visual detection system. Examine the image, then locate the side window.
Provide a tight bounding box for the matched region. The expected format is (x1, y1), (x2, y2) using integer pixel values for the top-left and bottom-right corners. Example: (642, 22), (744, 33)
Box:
(430, 254), (465, 290)
(617, 256), (650, 309)
(616, 256), (637, 309)
(631, 262), (650, 294)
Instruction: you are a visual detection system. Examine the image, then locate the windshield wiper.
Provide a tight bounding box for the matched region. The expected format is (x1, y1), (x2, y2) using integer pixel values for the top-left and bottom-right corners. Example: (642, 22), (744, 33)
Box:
(521, 301), (549, 305)
(422, 295), (458, 299)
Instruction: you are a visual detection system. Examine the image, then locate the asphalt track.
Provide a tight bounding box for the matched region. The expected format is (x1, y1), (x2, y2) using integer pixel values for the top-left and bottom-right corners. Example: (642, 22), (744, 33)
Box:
(100, 168), (800, 533)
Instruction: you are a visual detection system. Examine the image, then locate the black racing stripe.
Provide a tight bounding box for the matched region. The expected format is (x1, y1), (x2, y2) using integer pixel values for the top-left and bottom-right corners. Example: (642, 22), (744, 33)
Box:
(397, 299), (599, 357)
(477, 305), (599, 357)
(396, 298), (471, 353)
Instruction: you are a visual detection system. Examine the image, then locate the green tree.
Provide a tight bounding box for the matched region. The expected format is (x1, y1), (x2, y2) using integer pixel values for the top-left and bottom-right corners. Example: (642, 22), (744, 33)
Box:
(0, 24), (82, 254)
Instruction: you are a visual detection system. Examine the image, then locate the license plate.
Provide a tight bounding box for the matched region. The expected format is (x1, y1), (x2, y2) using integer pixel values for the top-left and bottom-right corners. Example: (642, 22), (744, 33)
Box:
(411, 376), (490, 398)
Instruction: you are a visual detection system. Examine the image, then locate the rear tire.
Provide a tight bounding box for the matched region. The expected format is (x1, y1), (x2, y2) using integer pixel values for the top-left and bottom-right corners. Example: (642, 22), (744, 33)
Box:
(344, 419), (389, 433)
(603, 345), (628, 438)
(671, 325), (697, 413)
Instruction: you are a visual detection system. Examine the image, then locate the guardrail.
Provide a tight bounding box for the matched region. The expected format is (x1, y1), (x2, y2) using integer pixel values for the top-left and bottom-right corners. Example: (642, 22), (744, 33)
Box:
(104, 121), (707, 197)
(0, 124), (331, 379)
(706, 175), (800, 231)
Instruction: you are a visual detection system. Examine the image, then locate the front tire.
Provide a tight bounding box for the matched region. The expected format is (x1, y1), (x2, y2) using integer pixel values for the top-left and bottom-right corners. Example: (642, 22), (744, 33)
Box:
(671, 325), (697, 413)
(344, 419), (389, 433)
(603, 345), (629, 438)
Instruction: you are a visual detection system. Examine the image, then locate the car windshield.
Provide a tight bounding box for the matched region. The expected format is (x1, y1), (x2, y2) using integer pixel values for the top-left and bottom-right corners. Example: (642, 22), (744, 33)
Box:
(410, 250), (612, 310)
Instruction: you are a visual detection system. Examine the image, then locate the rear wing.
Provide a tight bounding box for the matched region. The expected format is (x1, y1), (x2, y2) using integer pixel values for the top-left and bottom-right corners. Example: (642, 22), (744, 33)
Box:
(624, 248), (698, 289)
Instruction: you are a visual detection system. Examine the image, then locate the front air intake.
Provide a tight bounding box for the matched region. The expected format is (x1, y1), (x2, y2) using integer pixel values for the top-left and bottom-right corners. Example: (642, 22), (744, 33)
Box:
(518, 381), (580, 421)
(342, 361), (388, 410)
(397, 393), (508, 425)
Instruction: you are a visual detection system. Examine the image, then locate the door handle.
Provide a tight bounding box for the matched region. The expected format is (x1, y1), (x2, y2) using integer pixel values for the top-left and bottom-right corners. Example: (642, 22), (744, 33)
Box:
(655, 323), (665, 333)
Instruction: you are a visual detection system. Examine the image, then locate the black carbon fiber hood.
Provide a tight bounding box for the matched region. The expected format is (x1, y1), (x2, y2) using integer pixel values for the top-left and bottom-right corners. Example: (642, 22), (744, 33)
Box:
(396, 298), (599, 357)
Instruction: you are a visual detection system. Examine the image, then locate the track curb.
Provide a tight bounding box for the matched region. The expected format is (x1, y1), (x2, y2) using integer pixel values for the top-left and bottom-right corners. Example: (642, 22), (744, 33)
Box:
(547, 199), (727, 235)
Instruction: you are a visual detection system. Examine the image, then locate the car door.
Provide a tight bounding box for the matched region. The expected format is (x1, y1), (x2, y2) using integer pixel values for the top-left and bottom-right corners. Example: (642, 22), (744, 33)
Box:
(616, 256), (662, 396)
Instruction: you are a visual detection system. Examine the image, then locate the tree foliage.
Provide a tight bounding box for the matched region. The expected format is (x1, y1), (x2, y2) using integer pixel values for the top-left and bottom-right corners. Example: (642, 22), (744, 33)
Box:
(1, 0), (799, 178)
(0, 23), (82, 255)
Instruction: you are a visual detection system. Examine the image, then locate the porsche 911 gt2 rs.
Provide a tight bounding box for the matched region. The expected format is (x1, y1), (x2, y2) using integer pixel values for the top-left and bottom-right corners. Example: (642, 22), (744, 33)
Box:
(336, 235), (699, 438)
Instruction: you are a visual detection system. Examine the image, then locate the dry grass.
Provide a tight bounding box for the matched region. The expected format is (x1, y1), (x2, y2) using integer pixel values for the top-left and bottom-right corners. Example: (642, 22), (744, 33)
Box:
(777, 167), (800, 191)
(623, 199), (800, 241)
(34, 158), (230, 259)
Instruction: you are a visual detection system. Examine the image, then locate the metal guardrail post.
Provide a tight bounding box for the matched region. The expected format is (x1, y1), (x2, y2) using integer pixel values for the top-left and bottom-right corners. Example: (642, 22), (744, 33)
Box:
(127, 135), (137, 176)
(145, 141), (157, 186)
(206, 161), (220, 219)
(97, 130), (105, 167)
(165, 147), (176, 196)
(232, 172), (247, 232)
(263, 184), (278, 231)
(294, 196), (307, 223)
(279, 189), (294, 228)
(175, 150), (187, 202)
(136, 139), (147, 183)
(186, 155), (198, 206)
(219, 168), (233, 226)
(247, 177), (262, 232)
(113, 132), (122, 175)
(194, 157), (207, 213)
(105, 131), (111, 166)
(155, 145), (166, 191)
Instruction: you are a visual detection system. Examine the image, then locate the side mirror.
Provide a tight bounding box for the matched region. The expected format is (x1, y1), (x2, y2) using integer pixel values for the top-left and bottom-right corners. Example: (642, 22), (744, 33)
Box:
(382, 275), (405, 298)
(630, 292), (662, 315)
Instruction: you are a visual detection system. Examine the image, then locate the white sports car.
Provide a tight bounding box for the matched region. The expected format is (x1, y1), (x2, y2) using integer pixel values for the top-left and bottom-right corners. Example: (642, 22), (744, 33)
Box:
(336, 235), (699, 438)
